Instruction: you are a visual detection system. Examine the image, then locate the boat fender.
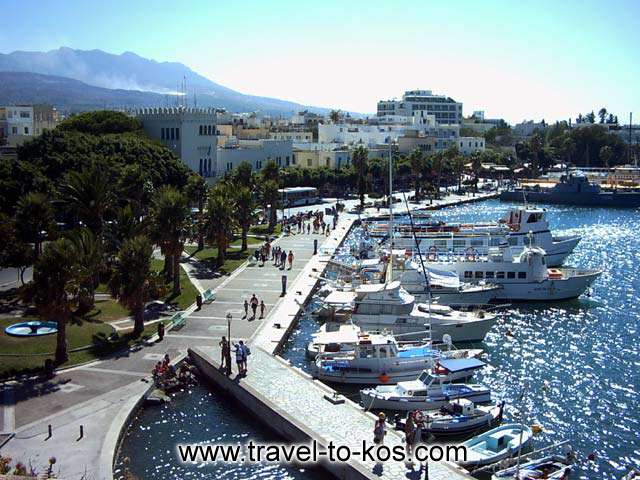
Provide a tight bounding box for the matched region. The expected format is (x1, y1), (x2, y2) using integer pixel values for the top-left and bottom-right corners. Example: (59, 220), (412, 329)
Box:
(531, 423), (543, 434)
(379, 373), (390, 384)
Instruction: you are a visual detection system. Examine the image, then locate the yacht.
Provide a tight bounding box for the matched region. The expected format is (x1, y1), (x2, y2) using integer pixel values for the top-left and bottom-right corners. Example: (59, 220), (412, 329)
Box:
(312, 331), (482, 385)
(366, 208), (581, 267)
(314, 281), (498, 342)
(360, 368), (491, 411)
(422, 245), (601, 301)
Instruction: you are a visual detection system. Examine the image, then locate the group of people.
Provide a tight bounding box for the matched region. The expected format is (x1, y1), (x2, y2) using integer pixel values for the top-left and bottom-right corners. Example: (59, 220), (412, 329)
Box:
(219, 336), (251, 376)
(151, 353), (194, 386)
(243, 293), (266, 319)
(373, 410), (425, 465)
(283, 209), (336, 237)
(253, 241), (294, 270)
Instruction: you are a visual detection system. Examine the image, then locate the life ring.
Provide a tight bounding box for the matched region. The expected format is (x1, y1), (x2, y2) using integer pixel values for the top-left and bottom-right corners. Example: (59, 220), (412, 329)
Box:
(428, 246), (438, 261)
(379, 373), (390, 384)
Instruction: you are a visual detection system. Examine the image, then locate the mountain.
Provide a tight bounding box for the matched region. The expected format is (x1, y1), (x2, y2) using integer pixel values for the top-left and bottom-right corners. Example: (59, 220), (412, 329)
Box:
(0, 47), (330, 115)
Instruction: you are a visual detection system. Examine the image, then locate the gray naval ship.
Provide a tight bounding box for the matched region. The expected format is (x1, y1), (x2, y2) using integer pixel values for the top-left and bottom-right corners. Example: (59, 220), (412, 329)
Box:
(500, 173), (640, 208)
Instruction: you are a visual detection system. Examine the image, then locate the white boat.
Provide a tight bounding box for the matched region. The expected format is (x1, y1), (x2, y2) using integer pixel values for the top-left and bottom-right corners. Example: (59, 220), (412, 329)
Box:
(491, 455), (573, 479)
(311, 332), (482, 385)
(360, 367), (491, 411)
(315, 281), (498, 342)
(457, 423), (533, 468)
(422, 245), (600, 301)
(366, 208), (581, 267)
(305, 322), (362, 359)
(401, 399), (505, 439)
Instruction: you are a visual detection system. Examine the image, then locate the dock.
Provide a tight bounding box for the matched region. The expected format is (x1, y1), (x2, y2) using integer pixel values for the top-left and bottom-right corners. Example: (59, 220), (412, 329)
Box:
(188, 211), (473, 480)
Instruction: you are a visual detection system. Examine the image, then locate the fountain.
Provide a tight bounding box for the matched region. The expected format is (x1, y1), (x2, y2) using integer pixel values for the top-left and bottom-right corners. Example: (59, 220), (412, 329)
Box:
(5, 321), (58, 337)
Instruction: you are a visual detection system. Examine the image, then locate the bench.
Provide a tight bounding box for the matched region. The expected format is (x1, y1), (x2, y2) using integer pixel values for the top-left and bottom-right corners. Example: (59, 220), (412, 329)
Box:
(170, 312), (186, 329)
(202, 288), (216, 304)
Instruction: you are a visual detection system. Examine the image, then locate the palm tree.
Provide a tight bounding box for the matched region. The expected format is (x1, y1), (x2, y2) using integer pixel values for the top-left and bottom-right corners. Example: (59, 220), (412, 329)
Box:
(452, 155), (466, 193)
(431, 152), (445, 198)
(28, 238), (79, 364)
(599, 145), (613, 168)
(598, 108), (608, 124)
(66, 228), (103, 313)
(408, 149), (424, 199)
(59, 165), (114, 235)
(260, 161), (280, 231)
(206, 184), (236, 267)
(109, 236), (154, 336)
(352, 145), (369, 209)
(329, 110), (341, 123)
(529, 133), (544, 177)
(150, 186), (190, 295)
(104, 204), (146, 256)
(15, 192), (56, 259)
(185, 174), (208, 250)
(233, 186), (256, 250)
(470, 151), (483, 192)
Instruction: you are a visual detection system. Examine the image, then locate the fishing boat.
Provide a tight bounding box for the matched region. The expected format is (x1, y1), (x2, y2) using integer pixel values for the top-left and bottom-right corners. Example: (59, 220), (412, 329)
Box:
(359, 365), (490, 411)
(314, 281), (498, 342)
(491, 455), (573, 479)
(457, 423), (533, 468)
(366, 207), (581, 267)
(421, 244), (600, 301)
(305, 322), (363, 359)
(311, 332), (481, 385)
(397, 399), (505, 439)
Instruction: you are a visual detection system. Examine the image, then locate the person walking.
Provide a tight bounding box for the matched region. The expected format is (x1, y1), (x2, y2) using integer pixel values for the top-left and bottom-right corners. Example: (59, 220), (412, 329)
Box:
(243, 299), (249, 318)
(280, 249), (287, 270)
(307, 223), (310, 234)
(250, 294), (259, 319)
(404, 412), (417, 464)
(373, 412), (387, 465)
(259, 300), (266, 319)
(219, 336), (230, 369)
(287, 250), (294, 270)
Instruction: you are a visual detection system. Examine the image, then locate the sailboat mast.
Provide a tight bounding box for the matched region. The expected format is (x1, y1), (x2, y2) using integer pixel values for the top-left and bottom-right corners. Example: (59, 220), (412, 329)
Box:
(388, 140), (394, 248)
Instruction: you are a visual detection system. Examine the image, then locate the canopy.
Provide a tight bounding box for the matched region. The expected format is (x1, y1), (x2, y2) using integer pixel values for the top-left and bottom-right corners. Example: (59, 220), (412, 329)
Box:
(438, 357), (485, 373)
(323, 290), (357, 305)
(426, 266), (461, 289)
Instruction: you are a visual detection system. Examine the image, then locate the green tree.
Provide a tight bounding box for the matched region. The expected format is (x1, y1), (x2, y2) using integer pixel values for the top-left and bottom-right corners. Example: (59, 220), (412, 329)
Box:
(599, 145), (613, 168)
(206, 184), (236, 267)
(104, 204), (147, 256)
(150, 186), (190, 295)
(598, 108), (608, 124)
(352, 145), (369, 209)
(185, 174), (209, 250)
(529, 133), (544, 177)
(470, 151), (483, 192)
(15, 192), (56, 259)
(60, 164), (114, 235)
(0, 213), (34, 285)
(109, 236), (155, 336)
(233, 186), (256, 251)
(260, 161), (280, 231)
(329, 110), (341, 123)
(408, 149), (425, 199)
(231, 161), (254, 190)
(28, 238), (79, 364)
(430, 152), (445, 198)
(66, 228), (103, 313)
(58, 110), (142, 135)
(452, 155), (466, 193)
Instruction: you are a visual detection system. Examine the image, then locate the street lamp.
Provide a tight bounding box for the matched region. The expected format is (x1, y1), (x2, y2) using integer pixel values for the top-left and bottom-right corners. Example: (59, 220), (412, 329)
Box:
(225, 312), (232, 375)
(226, 312), (232, 342)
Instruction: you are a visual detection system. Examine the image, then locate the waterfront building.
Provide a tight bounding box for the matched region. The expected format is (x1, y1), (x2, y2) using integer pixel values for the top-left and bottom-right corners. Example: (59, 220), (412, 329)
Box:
(377, 89), (463, 125)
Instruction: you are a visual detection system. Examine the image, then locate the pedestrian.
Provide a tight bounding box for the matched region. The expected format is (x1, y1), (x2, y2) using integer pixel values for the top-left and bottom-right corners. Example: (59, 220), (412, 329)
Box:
(307, 223), (310, 234)
(260, 300), (266, 318)
(287, 250), (294, 270)
(404, 412), (416, 463)
(250, 294), (259, 318)
(280, 249), (287, 270)
(243, 299), (249, 318)
(260, 250), (266, 266)
(274, 246), (280, 266)
(373, 412), (387, 464)
(239, 340), (250, 374)
(219, 336), (230, 369)
(157, 321), (165, 341)
(234, 342), (245, 374)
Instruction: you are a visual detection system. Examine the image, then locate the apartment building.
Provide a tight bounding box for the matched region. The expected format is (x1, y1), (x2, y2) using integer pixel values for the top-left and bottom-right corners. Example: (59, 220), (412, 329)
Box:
(377, 90), (463, 125)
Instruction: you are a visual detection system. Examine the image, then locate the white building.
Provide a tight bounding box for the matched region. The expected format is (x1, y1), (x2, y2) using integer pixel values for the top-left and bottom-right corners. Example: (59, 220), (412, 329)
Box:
(0, 105), (34, 146)
(136, 107), (218, 178)
(514, 120), (547, 137)
(269, 130), (313, 142)
(217, 139), (293, 175)
(457, 136), (486, 155)
(318, 124), (406, 146)
(377, 90), (463, 125)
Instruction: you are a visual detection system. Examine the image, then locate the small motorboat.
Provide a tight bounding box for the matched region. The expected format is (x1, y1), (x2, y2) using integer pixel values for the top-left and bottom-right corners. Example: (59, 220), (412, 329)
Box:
(491, 454), (573, 479)
(457, 423), (533, 468)
(410, 399), (505, 439)
(360, 367), (491, 411)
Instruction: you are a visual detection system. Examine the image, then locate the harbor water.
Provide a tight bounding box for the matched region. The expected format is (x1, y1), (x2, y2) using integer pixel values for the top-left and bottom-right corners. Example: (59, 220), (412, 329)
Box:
(118, 199), (639, 480)
(282, 199), (640, 480)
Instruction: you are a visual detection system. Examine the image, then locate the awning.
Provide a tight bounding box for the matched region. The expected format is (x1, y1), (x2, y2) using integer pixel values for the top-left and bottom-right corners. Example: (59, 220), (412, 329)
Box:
(323, 291), (357, 305)
(438, 357), (486, 373)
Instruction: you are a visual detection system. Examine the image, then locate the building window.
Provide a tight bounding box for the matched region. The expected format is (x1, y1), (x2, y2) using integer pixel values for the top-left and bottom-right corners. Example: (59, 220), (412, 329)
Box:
(170, 128), (175, 140)
(199, 125), (203, 135)
(507, 272), (516, 279)
(326, 159), (330, 166)
(226, 162), (233, 171)
(463, 271), (472, 279)
(12, 126), (17, 135)
(161, 128), (165, 140)
(518, 272), (527, 279)
(256, 160), (262, 169)
(20, 111), (30, 118)
(307, 159), (312, 167)
(24, 127), (29, 135)
(199, 158), (203, 175)
(176, 127), (180, 140)
(497, 271), (505, 279)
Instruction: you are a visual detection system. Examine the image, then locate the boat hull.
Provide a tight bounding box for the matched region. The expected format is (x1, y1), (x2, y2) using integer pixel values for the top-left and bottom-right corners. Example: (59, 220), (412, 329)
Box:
(360, 388), (491, 412)
(500, 190), (640, 208)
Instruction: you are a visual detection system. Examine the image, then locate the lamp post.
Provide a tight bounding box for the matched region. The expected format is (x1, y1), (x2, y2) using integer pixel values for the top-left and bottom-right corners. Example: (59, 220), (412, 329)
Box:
(225, 312), (232, 375)
(226, 312), (232, 343)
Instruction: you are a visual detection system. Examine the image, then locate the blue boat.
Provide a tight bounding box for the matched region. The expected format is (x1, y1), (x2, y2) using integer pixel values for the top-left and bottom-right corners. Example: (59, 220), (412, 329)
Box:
(457, 423), (533, 468)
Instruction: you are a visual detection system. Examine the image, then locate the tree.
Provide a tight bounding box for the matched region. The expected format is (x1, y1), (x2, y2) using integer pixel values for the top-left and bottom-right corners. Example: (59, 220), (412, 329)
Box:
(352, 146), (369, 209)
(452, 155), (466, 193)
(430, 152), (445, 198)
(260, 161), (280, 231)
(59, 164), (114, 235)
(329, 110), (341, 123)
(109, 236), (154, 336)
(150, 186), (190, 295)
(469, 151), (482, 192)
(408, 149), (425, 199)
(66, 228), (103, 313)
(206, 184), (236, 267)
(28, 238), (79, 364)
(233, 186), (256, 251)
(104, 204), (146, 256)
(231, 161), (254, 190)
(0, 213), (34, 285)
(529, 133), (544, 177)
(598, 108), (608, 124)
(185, 174), (208, 250)
(15, 192), (56, 259)
(57, 110), (142, 135)
(586, 111), (596, 124)
(599, 145), (613, 168)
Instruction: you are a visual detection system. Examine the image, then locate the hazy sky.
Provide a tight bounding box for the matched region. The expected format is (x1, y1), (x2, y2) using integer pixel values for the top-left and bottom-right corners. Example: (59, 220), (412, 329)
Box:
(3, 0), (639, 123)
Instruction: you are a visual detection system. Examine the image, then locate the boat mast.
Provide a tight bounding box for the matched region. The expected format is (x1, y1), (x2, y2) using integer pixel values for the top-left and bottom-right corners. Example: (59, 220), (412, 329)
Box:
(402, 192), (432, 310)
(388, 140), (394, 249)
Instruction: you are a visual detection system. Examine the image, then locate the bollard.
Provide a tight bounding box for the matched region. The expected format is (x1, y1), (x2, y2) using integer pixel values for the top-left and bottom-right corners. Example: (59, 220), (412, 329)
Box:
(281, 275), (287, 297)
(45, 424), (52, 440)
(313, 238), (318, 255)
(79, 425), (84, 440)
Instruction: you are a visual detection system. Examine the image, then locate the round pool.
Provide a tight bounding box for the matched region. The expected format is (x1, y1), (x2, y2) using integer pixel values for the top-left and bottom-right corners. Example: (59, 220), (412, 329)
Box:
(5, 321), (58, 337)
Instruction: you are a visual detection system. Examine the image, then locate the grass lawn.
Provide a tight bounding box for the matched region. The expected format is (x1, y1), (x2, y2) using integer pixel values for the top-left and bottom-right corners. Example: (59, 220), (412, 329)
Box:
(249, 223), (282, 236)
(184, 246), (253, 276)
(151, 259), (199, 310)
(0, 316), (164, 379)
(85, 298), (130, 322)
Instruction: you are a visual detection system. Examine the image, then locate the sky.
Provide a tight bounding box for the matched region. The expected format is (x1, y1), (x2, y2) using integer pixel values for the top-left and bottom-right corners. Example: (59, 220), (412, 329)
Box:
(2, 0), (640, 123)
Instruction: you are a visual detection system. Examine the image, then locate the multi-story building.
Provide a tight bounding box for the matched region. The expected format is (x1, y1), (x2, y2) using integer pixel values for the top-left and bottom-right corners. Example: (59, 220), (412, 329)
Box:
(269, 130), (313, 143)
(514, 120), (547, 137)
(33, 104), (60, 135)
(217, 139), (293, 174)
(0, 105), (34, 146)
(135, 107), (218, 178)
(377, 90), (463, 125)
(457, 136), (486, 155)
(318, 124), (406, 146)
